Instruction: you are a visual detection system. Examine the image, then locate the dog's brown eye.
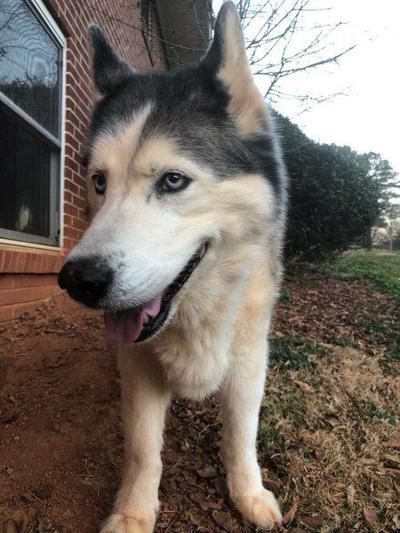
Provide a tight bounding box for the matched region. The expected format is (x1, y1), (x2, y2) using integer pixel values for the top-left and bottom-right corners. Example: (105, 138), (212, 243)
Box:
(157, 172), (191, 193)
(92, 172), (106, 195)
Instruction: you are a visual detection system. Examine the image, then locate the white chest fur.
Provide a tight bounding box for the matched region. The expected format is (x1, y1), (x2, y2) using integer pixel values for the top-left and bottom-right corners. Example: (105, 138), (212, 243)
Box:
(156, 323), (232, 400)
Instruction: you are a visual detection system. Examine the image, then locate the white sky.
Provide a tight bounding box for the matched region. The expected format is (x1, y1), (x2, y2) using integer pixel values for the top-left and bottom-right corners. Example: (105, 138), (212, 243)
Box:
(213, 1), (400, 179)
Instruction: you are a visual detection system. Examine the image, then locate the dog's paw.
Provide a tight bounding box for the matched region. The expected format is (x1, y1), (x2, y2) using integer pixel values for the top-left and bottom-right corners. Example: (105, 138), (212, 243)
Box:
(234, 489), (282, 530)
(100, 512), (154, 533)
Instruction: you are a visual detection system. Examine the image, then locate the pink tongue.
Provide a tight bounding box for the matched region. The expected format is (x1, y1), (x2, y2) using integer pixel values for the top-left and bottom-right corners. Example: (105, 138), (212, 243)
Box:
(104, 295), (162, 344)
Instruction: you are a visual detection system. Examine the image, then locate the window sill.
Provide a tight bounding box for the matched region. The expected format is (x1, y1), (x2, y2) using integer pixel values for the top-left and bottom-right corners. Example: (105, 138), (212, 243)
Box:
(0, 238), (62, 253)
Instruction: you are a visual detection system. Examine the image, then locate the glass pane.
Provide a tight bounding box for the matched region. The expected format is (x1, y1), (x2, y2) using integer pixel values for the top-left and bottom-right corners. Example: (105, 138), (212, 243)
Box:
(0, 102), (59, 241)
(0, 0), (62, 137)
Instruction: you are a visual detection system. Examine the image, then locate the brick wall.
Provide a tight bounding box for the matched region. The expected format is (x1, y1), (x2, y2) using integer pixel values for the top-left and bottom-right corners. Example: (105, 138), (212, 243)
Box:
(0, 0), (165, 322)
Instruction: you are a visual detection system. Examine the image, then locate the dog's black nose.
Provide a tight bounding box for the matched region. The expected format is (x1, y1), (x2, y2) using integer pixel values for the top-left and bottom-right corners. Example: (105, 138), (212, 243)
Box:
(58, 257), (113, 305)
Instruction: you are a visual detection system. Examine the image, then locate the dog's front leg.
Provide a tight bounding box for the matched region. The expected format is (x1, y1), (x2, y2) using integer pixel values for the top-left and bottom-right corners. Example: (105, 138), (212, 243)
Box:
(220, 335), (282, 530)
(101, 347), (170, 533)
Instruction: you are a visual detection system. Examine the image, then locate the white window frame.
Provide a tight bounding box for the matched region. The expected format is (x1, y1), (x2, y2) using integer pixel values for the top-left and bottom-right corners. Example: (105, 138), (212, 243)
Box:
(0, 0), (66, 250)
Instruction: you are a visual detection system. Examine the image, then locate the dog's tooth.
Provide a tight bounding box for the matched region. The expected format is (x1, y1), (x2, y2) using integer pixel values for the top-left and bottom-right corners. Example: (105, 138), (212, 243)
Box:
(143, 314), (150, 325)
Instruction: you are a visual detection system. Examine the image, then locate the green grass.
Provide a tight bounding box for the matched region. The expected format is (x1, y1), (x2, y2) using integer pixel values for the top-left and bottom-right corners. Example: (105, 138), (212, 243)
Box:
(323, 251), (400, 302)
(321, 251), (400, 373)
(360, 316), (399, 371)
(269, 336), (331, 370)
(279, 289), (293, 302)
(356, 400), (398, 425)
(369, 403), (397, 425)
(334, 335), (356, 348)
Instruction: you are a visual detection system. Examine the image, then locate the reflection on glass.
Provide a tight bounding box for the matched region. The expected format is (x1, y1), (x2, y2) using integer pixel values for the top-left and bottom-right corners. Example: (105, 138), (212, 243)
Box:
(0, 103), (58, 239)
(0, 0), (62, 137)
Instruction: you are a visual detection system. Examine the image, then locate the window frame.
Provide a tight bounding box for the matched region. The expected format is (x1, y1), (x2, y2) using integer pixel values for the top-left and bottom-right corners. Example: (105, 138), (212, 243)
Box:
(0, 0), (66, 250)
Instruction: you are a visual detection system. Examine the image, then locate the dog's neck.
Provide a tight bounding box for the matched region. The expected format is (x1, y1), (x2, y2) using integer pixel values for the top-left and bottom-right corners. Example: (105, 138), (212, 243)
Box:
(136, 242), (269, 400)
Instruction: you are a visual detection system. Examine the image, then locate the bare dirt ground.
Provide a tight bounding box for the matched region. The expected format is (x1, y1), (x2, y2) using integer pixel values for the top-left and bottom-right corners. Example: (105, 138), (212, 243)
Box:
(0, 263), (399, 532)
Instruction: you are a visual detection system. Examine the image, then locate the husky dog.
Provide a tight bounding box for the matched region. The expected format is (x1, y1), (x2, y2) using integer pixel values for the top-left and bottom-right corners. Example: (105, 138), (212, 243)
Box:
(58, 2), (287, 531)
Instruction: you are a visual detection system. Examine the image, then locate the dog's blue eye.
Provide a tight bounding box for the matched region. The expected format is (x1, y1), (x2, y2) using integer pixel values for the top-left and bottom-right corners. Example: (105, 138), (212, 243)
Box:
(158, 172), (191, 193)
(92, 172), (106, 195)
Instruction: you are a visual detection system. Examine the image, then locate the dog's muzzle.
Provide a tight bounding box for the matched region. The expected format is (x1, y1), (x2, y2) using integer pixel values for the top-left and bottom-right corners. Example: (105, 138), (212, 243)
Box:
(58, 242), (209, 344)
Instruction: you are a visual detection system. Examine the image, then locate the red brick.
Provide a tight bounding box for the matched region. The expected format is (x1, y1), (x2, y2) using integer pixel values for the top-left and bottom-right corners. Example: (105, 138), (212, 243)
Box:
(64, 191), (73, 204)
(65, 155), (79, 173)
(64, 203), (79, 217)
(64, 226), (80, 240)
(15, 253), (25, 271)
(0, 298), (59, 323)
(71, 194), (87, 210)
(0, 275), (14, 289)
(0, 285), (61, 306)
(64, 178), (79, 195)
(63, 238), (75, 251)
(65, 131), (80, 151)
(0, 305), (13, 322)
(72, 217), (87, 231)
(3, 253), (13, 272)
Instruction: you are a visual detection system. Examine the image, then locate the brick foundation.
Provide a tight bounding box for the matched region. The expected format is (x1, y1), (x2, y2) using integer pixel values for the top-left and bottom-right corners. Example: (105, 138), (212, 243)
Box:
(0, 274), (62, 322)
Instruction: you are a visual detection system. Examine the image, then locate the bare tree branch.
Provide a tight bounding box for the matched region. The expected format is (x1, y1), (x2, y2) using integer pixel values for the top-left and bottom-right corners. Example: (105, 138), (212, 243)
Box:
(221, 0), (356, 111)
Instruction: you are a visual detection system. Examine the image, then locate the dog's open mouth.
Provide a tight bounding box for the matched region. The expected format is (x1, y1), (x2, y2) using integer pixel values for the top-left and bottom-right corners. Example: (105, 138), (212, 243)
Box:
(104, 242), (209, 344)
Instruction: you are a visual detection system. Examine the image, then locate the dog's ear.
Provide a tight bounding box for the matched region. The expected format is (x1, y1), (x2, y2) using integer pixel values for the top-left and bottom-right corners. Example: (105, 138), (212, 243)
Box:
(88, 25), (134, 97)
(203, 1), (268, 134)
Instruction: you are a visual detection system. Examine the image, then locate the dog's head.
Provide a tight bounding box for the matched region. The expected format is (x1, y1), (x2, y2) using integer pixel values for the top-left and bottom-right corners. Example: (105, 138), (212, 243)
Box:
(58, 2), (285, 343)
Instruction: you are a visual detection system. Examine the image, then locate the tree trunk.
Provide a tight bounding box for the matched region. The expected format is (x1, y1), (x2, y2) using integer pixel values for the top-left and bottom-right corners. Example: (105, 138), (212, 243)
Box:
(365, 228), (372, 251)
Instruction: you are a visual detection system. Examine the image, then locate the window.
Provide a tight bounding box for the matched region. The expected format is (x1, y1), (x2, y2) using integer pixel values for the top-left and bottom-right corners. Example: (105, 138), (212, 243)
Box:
(0, 0), (65, 247)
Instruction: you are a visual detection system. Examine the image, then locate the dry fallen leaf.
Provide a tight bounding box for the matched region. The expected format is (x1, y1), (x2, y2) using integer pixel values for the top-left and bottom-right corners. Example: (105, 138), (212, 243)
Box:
(294, 380), (315, 393)
(378, 465), (400, 475)
(211, 511), (238, 532)
(360, 458), (378, 465)
(363, 507), (379, 525)
(200, 499), (222, 511)
(196, 466), (217, 479)
(282, 497), (300, 526)
(346, 484), (356, 506)
(385, 437), (400, 448)
(263, 477), (283, 492)
(300, 515), (324, 528)
(187, 511), (202, 527)
(384, 454), (400, 464)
